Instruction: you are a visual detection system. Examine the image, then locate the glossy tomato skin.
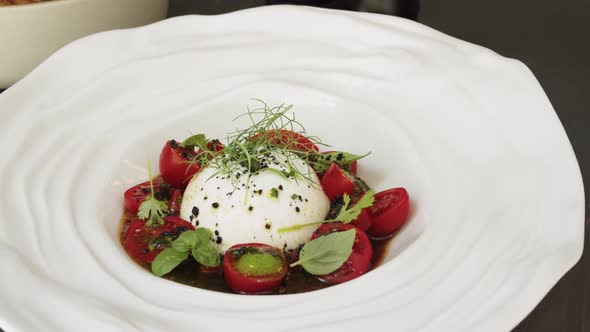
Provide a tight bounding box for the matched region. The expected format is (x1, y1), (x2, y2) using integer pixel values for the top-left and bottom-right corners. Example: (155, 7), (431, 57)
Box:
(124, 179), (161, 214)
(123, 216), (194, 263)
(367, 188), (410, 239)
(322, 150), (358, 175)
(321, 163), (355, 201)
(351, 201), (372, 231)
(311, 223), (372, 283)
(251, 129), (318, 152)
(223, 243), (287, 294)
(168, 189), (183, 216)
(159, 140), (201, 189)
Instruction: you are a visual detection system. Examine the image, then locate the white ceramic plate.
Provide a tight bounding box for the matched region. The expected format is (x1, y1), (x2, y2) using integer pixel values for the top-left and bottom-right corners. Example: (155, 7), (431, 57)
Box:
(0, 6), (584, 332)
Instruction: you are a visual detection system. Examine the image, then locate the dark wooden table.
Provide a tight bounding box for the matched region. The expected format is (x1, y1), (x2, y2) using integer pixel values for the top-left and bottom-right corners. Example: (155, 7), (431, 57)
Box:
(1, 1), (587, 331)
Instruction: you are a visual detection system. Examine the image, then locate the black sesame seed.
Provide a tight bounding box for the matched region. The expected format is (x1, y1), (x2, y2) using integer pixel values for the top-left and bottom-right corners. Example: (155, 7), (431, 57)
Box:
(204, 196), (208, 200)
(248, 206), (254, 212)
(298, 195), (303, 202)
(295, 207), (300, 213)
(265, 223), (271, 230)
(192, 206), (199, 216)
(212, 202), (219, 208)
(216, 237), (223, 244)
(278, 185), (283, 191)
(214, 230), (219, 236)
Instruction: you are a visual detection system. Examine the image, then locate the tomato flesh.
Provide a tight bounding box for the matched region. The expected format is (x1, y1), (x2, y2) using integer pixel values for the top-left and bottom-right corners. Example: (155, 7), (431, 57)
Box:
(367, 188), (410, 239)
(321, 163), (355, 201)
(123, 216), (194, 263)
(159, 140), (201, 189)
(311, 223), (372, 283)
(223, 243), (287, 294)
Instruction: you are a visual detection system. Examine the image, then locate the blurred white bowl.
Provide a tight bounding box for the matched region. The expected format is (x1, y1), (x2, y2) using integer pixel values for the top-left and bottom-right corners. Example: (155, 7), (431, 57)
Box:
(0, 0), (168, 88)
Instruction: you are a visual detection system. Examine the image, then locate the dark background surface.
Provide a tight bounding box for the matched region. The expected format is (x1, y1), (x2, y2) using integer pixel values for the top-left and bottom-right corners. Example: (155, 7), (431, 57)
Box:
(1, 0), (588, 331)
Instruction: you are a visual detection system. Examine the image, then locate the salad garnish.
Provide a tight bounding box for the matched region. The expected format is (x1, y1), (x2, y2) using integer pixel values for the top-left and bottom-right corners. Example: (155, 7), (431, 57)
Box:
(137, 160), (169, 227)
(290, 229), (356, 275)
(277, 189), (376, 233)
(152, 228), (220, 277)
(183, 100), (370, 189)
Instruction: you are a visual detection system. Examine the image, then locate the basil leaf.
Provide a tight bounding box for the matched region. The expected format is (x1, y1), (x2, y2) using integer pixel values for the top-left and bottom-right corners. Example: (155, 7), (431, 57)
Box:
(192, 245), (220, 267)
(181, 134), (209, 151)
(314, 151), (370, 172)
(194, 227), (214, 246)
(151, 248), (188, 277)
(290, 229), (356, 275)
(171, 230), (197, 252)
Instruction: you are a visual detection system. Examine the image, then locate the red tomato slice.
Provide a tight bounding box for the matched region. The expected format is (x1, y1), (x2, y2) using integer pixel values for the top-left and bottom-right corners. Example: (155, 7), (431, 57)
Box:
(196, 139), (225, 156)
(321, 163), (355, 201)
(250, 129), (319, 152)
(159, 140), (201, 189)
(322, 150), (358, 175)
(122, 216), (194, 263)
(207, 139), (225, 152)
(367, 188), (410, 239)
(311, 223), (372, 283)
(123, 179), (162, 214)
(223, 243), (287, 294)
(168, 189), (183, 216)
(350, 193), (373, 231)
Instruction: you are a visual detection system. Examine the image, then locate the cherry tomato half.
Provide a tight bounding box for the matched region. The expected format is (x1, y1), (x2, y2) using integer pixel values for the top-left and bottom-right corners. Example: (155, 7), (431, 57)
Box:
(123, 179), (163, 214)
(311, 223), (372, 283)
(321, 163), (355, 201)
(367, 188), (410, 239)
(322, 150), (358, 175)
(251, 129), (319, 152)
(122, 216), (194, 263)
(223, 243), (287, 294)
(351, 192), (373, 231)
(159, 140), (201, 189)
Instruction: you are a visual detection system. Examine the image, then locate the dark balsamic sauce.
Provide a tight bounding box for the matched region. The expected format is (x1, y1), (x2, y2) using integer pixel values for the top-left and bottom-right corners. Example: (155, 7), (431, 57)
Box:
(119, 212), (393, 294)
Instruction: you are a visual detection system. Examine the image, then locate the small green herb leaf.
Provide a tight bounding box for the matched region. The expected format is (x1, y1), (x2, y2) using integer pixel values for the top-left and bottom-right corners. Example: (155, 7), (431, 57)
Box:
(137, 160), (168, 227)
(327, 189), (375, 224)
(277, 190), (375, 233)
(171, 231), (197, 252)
(290, 229), (356, 275)
(192, 245), (220, 267)
(138, 196), (169, 227)
(313, 151), (370, 172)
(151, 248), (188, 277)
(181, 134), (209, 151)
